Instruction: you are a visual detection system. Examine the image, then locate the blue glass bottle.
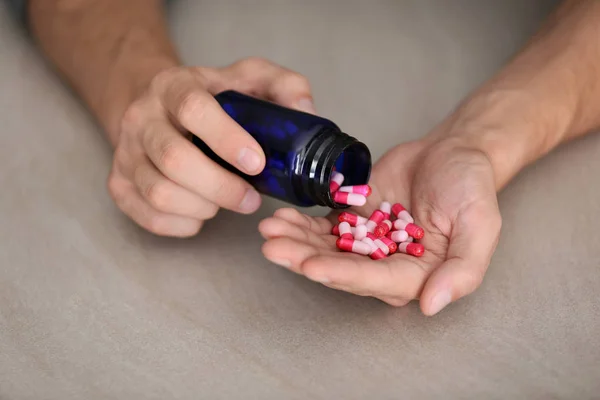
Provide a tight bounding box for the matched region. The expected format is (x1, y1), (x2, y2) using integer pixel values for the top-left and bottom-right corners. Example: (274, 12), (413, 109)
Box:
(192, 90), (372, 209)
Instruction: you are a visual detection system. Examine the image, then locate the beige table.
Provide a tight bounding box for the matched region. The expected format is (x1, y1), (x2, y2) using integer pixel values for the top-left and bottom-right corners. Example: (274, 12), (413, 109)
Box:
(1, 1), (599, 399)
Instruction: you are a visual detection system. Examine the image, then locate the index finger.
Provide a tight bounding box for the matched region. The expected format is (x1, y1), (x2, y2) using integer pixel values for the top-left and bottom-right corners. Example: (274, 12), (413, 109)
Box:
(155, 69), (266, 176)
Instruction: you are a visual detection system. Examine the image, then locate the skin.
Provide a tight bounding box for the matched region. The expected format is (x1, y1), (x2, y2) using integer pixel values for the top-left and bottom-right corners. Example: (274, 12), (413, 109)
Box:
(28, 0), (316, 237)
(260, 0), (600, 315)
(26, 0), (600, 315)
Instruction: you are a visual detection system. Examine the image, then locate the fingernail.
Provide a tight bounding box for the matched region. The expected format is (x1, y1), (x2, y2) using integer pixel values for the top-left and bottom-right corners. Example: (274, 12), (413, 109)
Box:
(296, 98), (316, 114)
(239, 189), (261, 213)
(238, 147), (262, 174)
(429, 290), (452, 315)
(269, 258), (292, 268)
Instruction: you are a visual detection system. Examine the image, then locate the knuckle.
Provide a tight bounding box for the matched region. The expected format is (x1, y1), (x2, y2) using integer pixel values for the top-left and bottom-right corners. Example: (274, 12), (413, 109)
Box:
(284, 71), (310, 87)
(176, 90), (210, 126)
(275, 70), (310, 90)
(120, 101), (147, 133)
(239, 56), (272, 71)
(157, 140), (185, 173)
(149, 67), (179, 92)
(143, 180), (171, 211)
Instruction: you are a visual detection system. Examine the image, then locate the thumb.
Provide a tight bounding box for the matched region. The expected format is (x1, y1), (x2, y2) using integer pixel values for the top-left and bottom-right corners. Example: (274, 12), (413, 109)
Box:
(419, 202), (502, 316)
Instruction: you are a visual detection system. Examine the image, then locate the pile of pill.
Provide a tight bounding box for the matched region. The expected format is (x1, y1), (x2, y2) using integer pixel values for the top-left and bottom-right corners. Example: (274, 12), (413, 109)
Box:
(330, 171), (425, 260)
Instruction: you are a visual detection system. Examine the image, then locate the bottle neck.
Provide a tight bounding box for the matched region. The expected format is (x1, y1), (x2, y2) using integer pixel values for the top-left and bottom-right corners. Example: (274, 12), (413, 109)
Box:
(299, 127), (372, 208)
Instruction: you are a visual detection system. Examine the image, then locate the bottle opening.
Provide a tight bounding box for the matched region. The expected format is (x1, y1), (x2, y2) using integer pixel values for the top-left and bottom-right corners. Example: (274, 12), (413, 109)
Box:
(325, 141), (371, 208)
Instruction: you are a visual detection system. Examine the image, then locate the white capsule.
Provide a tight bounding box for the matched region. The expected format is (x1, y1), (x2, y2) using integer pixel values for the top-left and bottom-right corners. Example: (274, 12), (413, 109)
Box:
(353, 224), (368, 241)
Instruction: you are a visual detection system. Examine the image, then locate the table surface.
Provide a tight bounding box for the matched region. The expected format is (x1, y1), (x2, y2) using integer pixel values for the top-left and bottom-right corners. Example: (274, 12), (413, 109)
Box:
(1, 1), (599, 399)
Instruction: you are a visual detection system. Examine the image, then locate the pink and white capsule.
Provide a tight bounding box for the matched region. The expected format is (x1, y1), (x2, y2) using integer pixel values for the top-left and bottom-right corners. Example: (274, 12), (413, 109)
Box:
(391, 203), (414, 223)
(387, 230), (409, 243)
(362, 237), (387, 260)
(365, 210), (386, 233)
(333, 191), (367, 206)
(367, 233), (389, 255)
(379, 236), (398, 254)
(374, 220), (392, 238)
(393, 219), (425, 239)
(338, 212), (368, 226)
(379, 201), (392, 220)
(397, 242), (425, 257)
(337, 184), (372, 197)
(336, 238), (371, 255)
(338, 222), (353, 239)
(353, 224), (368, 241)
(329, 171), (344, 193)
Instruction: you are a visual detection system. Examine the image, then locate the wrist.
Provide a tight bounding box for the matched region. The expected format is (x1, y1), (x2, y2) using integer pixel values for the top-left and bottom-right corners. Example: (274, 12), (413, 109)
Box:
(431, 88), (575, 190)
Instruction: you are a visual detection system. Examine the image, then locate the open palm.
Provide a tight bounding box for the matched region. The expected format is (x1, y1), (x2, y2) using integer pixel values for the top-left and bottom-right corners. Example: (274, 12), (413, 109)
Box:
(259, 137), (502, 315)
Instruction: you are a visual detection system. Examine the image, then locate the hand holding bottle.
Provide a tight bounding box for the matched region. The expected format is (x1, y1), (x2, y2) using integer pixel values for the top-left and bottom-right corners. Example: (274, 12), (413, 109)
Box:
(107, 58), (316, 237)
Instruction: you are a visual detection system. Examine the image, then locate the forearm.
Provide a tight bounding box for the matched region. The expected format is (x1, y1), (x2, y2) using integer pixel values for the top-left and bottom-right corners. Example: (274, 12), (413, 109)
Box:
(438, 0), (600, 190)
(28, 0), (180, 146)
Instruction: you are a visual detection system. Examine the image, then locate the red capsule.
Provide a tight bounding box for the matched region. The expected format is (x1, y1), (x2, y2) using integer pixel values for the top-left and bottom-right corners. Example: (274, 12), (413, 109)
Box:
(336, 237), (371, 255)
(338, 212), (367, 227)
(379, 236), (398, 254)
(397, 242), (424, 257)
(393, 219), (425, 239)
(391, 203), (414, 223)
(374, 220), (392, 238)
(366, 210), (386, 232)
(338, 184), (372, 197)
(329, 171), (344, 193)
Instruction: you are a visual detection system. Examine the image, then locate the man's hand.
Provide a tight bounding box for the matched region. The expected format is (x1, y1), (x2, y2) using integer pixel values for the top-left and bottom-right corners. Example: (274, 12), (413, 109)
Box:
(258, 136), (501, 315)
(107, 58), (315, 237)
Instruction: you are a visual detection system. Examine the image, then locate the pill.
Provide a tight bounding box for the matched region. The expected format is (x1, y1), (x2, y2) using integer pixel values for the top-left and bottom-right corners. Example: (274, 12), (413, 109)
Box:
(367, 233), (390, 255)
(333, 191), (367, 206)
(336, 237), (372, 255)
(387, 230), (409, 243)
(379, 236), (398, 254)
(338, 222), (353, 239)
(365, 210), (386, 233)
(397, 242), (425, 257)
(393, 219), (425, 239)
(362, 237), (387, 260)
(353, 224), (368, 241)
(338, 211), (368, 226)
(374, 220), (392, 238)
(391, 203), (414, 223)
(405, 237), (414, 243)
(379, 201), (392, 220)
(337, 184), (372, 196)
(329, 171), (344, 193)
